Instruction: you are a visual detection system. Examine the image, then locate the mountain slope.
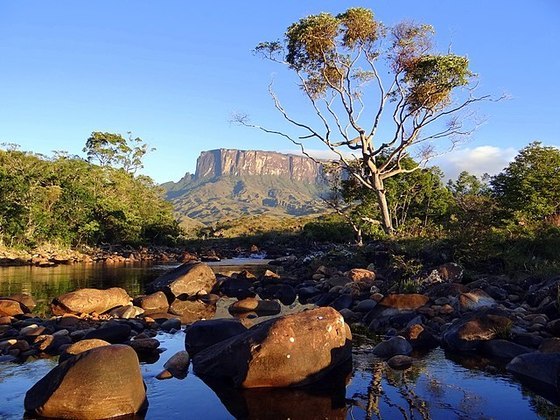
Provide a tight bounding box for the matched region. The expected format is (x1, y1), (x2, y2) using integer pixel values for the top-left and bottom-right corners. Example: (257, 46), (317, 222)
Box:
(162, 149), (329, 225)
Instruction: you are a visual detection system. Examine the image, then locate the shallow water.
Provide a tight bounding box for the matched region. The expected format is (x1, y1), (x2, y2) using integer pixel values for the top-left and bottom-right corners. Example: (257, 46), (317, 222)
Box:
(1, 262), (560, 418)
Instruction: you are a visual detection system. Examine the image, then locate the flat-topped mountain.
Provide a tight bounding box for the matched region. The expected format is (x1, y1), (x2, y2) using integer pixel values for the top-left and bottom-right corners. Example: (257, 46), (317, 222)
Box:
(162, 149), (330, 226)
(194, 149), (325, 182)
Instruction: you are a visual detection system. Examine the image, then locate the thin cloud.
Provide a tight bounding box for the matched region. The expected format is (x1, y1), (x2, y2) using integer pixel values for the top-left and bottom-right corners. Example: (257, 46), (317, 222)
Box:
(430, 146), (517, 180)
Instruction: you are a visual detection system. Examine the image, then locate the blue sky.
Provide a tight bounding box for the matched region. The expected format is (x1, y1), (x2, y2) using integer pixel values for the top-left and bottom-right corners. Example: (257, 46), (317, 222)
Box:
(1, 1), (559, 183)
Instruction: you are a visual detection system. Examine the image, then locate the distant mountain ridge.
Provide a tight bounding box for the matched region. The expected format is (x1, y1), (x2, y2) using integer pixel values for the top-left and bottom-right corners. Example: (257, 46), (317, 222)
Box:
(162, 149), (330, 226)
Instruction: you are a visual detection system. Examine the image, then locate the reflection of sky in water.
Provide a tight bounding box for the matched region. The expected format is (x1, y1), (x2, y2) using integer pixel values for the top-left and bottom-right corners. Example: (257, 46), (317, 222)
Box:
(1, 334), (558, 419)
(1, 263), (559, 418)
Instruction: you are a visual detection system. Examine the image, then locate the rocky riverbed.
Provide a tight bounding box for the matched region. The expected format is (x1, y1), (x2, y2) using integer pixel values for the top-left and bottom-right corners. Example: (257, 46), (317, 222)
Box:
(1, 248), (560, 418)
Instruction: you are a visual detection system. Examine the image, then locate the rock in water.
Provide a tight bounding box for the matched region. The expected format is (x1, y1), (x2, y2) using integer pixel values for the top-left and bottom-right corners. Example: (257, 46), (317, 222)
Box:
(372, 336), (413, 358)
(507, 352), (560, 389)
(146, 262), (216, 298)
(50, 287), (131, 316)
(185, 318), (247, 356)
(442, 309), (512, 353)
(193, 307), (352, 388)
(25, 345), (147, 418)
(134, 291), (170, 314)
(163, 350), (190, 379)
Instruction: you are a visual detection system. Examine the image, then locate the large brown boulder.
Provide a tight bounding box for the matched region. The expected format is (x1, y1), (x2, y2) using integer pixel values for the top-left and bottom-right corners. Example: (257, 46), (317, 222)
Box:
(59, 339), (111, 363)
(193, 307), (352, 388)
(134, 291), (170, 314)
(50, 287), (131, 316)
(146, 262), (216, 298)
(25, 345), (147, 418)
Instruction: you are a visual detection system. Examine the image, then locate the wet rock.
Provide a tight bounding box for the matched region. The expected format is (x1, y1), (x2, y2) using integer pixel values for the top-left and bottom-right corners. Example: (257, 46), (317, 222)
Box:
(458, 289), (496, 311)
(193, 307), (352, 388)
(511, 332), (543, 349)
(59, 338), (111, 363)
(401, 324), (439, 350)
(507, 352), (560, 389)
(161, 318), (181, 332)
(146, 262), (217, 298)
(387, 355), (414, 370)
(185, 318), (247, 356)
(129, 338), (160, 353)
(0, 298), (27, 317)
(25, 344), (147, 418)
(372, 336), (412, 358)
(219, 277), (255, 299)
(50, 287), (131, 316)
(108, 304), (144, 319)
(258, 284), (296, 305)
(84, 322), (132, 343)
(297, 286), (322, 303)
(481, 339), (533, 360)
(442, 309), (512, 353)
(134, 291), (170, 314)
(9, 293), (36, 311)
(229, 298), (281, 316)
(163, 350), (190, 379)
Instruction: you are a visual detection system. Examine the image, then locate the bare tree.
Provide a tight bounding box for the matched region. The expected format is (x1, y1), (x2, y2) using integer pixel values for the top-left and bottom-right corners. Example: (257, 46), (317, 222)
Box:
(235, 8), (494, 234)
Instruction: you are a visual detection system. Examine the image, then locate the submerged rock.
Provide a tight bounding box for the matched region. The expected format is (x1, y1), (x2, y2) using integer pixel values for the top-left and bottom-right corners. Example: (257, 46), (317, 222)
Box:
(507, 352), (560, 389)
(193, 307), (352, 388)
(25, 345), (147, 418)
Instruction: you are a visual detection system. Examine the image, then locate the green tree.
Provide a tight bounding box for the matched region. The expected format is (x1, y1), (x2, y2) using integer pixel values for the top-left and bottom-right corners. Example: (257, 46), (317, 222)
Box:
(83, 131), (153, 174)
(241, 7), (490, 234)
(491, 142), (560, 221)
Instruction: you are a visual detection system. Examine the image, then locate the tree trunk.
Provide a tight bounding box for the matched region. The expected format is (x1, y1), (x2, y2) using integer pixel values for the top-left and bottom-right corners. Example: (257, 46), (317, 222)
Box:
(373, 174), (394, 235)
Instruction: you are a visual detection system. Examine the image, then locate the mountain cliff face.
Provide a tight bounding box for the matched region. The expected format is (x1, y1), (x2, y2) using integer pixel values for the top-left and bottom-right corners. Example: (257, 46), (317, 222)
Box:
(162, 149), (329, 225)
(194, 149), (325, 183)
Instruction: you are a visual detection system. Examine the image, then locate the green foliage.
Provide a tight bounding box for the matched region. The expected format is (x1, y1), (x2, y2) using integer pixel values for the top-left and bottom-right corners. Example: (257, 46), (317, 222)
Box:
(303, 214), (355, 243)
(83, 131), (153, 174)
(491, 142), (560, 221)
(0, 140), (181, 248)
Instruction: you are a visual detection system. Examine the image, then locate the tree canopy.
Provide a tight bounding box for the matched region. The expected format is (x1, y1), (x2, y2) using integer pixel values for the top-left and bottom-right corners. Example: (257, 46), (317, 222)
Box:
(247, 7), (489, 234)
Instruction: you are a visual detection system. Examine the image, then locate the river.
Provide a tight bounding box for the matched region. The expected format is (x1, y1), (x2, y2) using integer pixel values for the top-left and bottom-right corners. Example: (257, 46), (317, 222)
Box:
(0, 261), (559, 419)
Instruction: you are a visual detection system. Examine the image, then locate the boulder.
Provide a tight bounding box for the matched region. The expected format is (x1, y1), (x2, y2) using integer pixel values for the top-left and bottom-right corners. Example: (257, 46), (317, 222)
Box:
(59, 339), (111, 363)
(258, 284), (296, 305)
(372, 336), (413, 358)
(0, 298), (27, 317)
(146, 262), (216, 298)
(481, 339), (533, 360)
(50, 288), (131, 316)
(229, 298), (281, 316)
(193, 307), (352, 388)
(442, 309), (512, 352)
(163, 350), (190, 379)
(507, 352), (560, 389)
(185, 318), (247, 356)
(134, 291), (170, 314)
(25, 345), (147, 418)
(346, 268), (375, 283)
(219, 277), (255, 299)
(458, 289), (496, 311)
(9, 293), (36, 311)
(401, 324), (439, 350)
(379, 294), (429, 312)
(83, 322), (132, 344)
